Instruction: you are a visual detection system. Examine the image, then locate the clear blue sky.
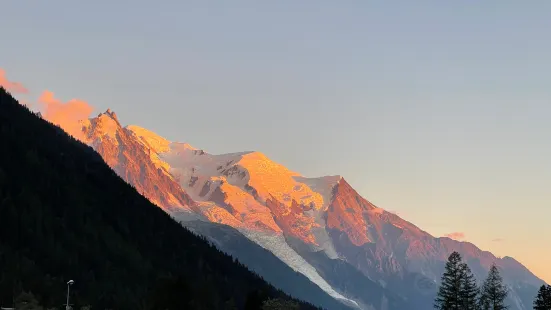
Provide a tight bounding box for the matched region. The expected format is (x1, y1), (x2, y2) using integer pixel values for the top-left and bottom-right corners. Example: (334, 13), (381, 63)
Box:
(1, 1), (550, 282)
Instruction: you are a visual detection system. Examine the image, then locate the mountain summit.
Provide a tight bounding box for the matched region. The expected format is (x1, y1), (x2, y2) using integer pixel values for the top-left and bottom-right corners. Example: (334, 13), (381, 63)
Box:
(49, 107), (545, 310)
(78, 111), (195, 212)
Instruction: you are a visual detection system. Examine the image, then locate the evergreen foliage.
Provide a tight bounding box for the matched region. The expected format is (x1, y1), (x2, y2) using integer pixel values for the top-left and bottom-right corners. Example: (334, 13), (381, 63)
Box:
(15, 292), (43, 310)
(261, 298), (300, 310)
(0, 88), (328, 309)
(460, 262), (479, 310)
(434, 251), (465, 309)
(479, 264), (508, 310)
(434, 251), (484, 310)
(533, 285), (551, 310)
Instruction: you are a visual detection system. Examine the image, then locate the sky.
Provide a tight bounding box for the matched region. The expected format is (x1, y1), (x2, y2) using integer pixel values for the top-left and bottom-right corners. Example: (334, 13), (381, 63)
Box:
(1, 1), (550, 283)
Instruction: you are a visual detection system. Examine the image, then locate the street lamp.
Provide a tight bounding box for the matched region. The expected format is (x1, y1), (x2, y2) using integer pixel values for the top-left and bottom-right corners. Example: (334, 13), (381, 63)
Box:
(66, 280), (74, 310)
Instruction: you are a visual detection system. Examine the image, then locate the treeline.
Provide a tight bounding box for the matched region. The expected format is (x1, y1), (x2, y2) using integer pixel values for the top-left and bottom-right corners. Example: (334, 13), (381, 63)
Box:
(533, 284), (551, 310)
(3, 291), (299, 310)
(0, 87), (331, 309)
(434, 251), (551, 310)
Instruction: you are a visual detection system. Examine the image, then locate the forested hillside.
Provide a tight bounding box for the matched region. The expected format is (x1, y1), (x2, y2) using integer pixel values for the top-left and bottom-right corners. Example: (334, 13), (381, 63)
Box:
(0, 88), (340, 310)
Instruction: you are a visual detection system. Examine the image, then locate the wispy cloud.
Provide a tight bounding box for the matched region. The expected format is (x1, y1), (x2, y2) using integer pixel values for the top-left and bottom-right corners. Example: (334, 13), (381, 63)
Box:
(492, 238), (504, 243)
(38, 90), (93, 141)
(444, 232), (466, 241)
(0, 68), (28, 94)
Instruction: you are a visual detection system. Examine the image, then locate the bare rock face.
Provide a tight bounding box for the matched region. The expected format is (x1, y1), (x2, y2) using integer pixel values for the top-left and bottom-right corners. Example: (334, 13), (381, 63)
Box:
(322, 178), (543, 309)
(81, 110), (194, 211)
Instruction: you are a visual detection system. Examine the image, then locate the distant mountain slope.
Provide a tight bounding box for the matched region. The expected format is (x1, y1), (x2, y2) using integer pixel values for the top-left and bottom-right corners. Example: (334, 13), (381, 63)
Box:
(0, 88), (343, 310)
(44, 105), (545, 310)
(183, 220), (365, 310)
(323, 178), (545, 308)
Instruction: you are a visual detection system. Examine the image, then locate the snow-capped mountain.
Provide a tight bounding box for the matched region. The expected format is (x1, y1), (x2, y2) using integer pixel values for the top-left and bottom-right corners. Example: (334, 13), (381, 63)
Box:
(77, 110), (195, 212)
(64, 109), (544, 310)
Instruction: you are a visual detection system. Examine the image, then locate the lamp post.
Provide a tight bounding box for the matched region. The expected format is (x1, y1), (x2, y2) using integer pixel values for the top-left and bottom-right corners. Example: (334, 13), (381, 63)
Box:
(66, 280), (74, 310)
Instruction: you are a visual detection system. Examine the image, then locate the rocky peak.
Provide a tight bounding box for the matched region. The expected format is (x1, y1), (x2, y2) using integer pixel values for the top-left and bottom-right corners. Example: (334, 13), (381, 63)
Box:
(102, 108), (120, 122)
(84, 109), (124, 141)
(326, 177), (430, 249)
(77, 113), (195, 211)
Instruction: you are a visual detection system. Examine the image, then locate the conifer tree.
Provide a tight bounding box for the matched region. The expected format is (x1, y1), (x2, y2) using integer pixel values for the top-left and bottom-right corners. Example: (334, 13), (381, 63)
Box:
(434, 251), (463, 309)
(262, 298), (300, 310)
(479, 264), (508, 310)
(460, 262), (479, 310)
(533, 284), (551, 310)
(15, 291), (43, 310)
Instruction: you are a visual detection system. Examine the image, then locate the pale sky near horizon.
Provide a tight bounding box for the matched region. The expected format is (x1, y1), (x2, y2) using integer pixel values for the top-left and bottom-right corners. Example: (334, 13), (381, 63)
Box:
(1, 1), (550, 283)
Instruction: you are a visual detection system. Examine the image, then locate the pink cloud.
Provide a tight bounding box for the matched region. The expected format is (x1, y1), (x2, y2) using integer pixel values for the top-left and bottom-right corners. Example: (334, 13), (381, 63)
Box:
(38, 90), (93, 141)
(444, 232), (466, 241)
(0, 68), (28, 94)
(492, 238), (504, 242)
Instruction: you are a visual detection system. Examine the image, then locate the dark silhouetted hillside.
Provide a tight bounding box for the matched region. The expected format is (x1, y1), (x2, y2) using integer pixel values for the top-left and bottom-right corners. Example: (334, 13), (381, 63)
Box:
(0, 88), (345, 310)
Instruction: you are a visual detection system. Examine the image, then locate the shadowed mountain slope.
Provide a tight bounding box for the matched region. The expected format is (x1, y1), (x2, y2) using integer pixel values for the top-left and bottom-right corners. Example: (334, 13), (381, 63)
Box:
(0, 88), (352, 310)
(184, 220), (370, 309)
